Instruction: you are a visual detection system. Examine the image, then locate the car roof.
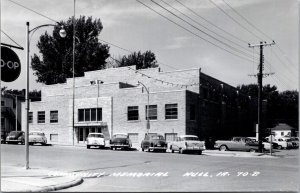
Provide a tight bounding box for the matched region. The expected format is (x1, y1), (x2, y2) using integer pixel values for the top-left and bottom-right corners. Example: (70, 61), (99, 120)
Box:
(179, 135), (198, 138)
(89, 133), (103, 135)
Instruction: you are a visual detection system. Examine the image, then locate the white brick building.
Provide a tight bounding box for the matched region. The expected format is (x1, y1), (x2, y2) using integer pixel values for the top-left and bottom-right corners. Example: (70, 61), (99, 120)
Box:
(22, 66), (201, 147)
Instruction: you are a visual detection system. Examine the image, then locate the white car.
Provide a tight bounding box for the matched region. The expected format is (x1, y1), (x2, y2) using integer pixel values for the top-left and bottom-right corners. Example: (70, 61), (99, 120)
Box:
(29, 131), (47, 145)
(169, 135), (205, 154)
(87, 133), (105, 149)
(266, 137), (293, 149)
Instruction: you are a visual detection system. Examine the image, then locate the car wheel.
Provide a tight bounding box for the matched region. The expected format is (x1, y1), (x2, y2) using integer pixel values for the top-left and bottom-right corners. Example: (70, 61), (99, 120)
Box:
(179, 148), (184, 154)
(170, 146), (174, 153)
(198, 150), (202, 155)
(277, 145), (282, 150)
(142, 148), (144, 152)
(111, 147), (114, 150)
(249, 148), (256, 153)
(147, 148), (150, 152)
(219, 145), (227, 151)
(87, 145), (90, 149)
(21, 139), (25, 145)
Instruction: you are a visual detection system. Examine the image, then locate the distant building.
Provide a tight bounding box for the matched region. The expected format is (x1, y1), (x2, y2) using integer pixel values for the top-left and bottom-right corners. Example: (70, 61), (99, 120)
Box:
(22, 66), (257, 147)
(270, 123), (298, 138)
(1, 95), (22, 136)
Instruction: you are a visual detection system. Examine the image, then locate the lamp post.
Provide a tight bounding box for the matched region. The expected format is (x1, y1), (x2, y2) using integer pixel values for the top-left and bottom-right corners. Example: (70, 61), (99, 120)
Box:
(25, 22), (66, 169)
(138, 81), (150, 135)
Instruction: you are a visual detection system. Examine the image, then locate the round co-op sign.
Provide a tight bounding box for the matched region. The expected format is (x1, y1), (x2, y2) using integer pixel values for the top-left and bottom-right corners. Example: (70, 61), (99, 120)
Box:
(1, 46), (21, 82)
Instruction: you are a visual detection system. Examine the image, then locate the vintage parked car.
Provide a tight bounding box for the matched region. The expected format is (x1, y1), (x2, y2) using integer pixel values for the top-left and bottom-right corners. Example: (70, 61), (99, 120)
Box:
(6, 131), (25, 145)
(169, 135), (205, 154)
(86, 133), (105, 149)
(141, 133), (167, 152)
(248, 137), (278, 151)
(110, 133), (132, 150)
(266, 137), (293, 149)
(214, 137), (259, 152)
(29, 131), (47, 145)
(290, 137), (299, 148)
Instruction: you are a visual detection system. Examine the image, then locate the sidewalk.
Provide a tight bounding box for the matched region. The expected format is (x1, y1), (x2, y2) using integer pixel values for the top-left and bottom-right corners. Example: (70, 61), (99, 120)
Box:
(1, 165), (83, 192)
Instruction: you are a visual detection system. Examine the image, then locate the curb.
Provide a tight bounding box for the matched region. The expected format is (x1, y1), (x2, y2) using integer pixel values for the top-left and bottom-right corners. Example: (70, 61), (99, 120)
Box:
(2, 177), (83, 192)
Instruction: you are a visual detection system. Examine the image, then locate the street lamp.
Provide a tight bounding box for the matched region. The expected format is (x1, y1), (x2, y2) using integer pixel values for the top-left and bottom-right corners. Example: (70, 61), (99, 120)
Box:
(137, 81), (150, 135)
(25, 22), (66, 169)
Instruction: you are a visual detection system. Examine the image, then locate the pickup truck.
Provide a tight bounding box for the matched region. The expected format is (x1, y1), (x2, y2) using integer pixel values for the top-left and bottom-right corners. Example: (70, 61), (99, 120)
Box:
(214, 137), (259, 152)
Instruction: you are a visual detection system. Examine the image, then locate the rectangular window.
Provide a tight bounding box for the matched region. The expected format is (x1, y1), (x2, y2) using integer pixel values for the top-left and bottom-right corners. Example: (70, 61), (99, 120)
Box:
(78, 109), (84, 122)
(37, 111), (45, 123)
(78, 108), (102, 122)
(97, 108), (102, 121)
(146, 105), (157, 120)
(128, 106), (139, 121)
(85, 109), (91, 122)
(165, 104), (178, 119)
(1, 101), (5, 107)
(91, 108), (96, 121)
(50, 111), (58, 123)
(190, 104), (196, 120)
(28, 112), (33, 123)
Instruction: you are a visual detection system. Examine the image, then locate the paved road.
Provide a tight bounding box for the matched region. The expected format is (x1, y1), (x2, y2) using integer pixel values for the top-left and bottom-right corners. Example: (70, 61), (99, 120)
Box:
(1, 144), (298, 192)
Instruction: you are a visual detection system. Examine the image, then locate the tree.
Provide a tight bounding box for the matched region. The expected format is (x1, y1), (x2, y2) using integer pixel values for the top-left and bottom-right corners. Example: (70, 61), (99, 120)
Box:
(237, 84), (298, 129)
(117, 50), (158, 69)
(31, 16), (110, 85)
(2, 88), (41, 102)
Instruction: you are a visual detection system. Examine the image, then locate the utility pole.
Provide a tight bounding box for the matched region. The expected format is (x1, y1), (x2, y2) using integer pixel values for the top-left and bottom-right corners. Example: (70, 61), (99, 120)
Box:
(248, 41), (275, 153)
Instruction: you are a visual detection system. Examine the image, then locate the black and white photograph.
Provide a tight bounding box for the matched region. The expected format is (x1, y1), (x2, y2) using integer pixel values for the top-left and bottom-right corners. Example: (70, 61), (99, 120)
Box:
(0, 0), (299, 192)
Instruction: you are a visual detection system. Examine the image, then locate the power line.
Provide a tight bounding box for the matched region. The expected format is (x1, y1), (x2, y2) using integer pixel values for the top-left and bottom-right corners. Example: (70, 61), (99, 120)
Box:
(222, 0), (273, 41)
(160, 0), (257, 59)
(1, 30), (23, 48)
(207, 0), (262, 41)
(136, 0), (254, 63)
(174, 0), (248, 45)
(151, 0), (255, 60)
(6, 0), (59, 24)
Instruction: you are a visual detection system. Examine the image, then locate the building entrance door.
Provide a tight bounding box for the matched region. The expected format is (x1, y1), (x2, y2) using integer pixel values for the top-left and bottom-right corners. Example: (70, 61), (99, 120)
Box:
(77, 127), (102, 143)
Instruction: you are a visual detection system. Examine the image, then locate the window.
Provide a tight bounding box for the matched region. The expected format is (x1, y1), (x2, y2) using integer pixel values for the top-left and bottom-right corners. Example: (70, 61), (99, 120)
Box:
(78, 109), (84, 122)
(281, 132), (284, 136)
(28, 112), (33, 123)
(128, 106), (139, 121)
(37, 111), (45, 123)
(1, 101), (5, 107)
(145, 105), (157, 120)
(97, 108), (102, 121)
(50, 111), (58, 123)
(85, 109), (91, 122)
(190, 104), (195, 120)
(78, 108), (102, 122)
(165, 133), (177, 142)
(165, 104), (178, 119)
(91, 108), (96, 121)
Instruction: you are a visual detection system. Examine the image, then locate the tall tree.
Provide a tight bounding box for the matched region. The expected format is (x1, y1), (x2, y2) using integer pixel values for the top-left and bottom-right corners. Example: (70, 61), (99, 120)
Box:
(31, 16), (110, 85)
(118, 50), (158, 69)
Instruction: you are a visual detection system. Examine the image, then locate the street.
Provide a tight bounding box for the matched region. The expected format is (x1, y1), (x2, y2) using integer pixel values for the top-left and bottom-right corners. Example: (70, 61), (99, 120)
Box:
(1, 144), (299, 192)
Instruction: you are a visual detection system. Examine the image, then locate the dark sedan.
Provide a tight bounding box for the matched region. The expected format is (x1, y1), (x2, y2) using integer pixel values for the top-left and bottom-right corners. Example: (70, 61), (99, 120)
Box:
(110, 133), (132, 150)
(5, 131), (25, 145)
(141, 133), (167, 152)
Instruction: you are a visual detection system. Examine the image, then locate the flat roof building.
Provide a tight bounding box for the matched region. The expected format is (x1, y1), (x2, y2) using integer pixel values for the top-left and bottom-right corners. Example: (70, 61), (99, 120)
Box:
(22, 65), (257, 147)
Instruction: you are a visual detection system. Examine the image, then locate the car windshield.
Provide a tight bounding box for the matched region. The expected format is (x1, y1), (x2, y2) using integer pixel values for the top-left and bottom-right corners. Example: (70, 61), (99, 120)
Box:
(183, 137), (199, 141)
(88, 134), (103, 138)
(8, 131), (19, 136)
(114, 134), (127, 139)
(151, 135), (164, 140)
(29, 132), (44, 136)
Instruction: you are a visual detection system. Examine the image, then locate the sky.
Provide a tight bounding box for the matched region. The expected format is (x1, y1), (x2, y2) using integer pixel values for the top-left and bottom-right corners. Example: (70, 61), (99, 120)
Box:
(1, 0), (298, 92)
